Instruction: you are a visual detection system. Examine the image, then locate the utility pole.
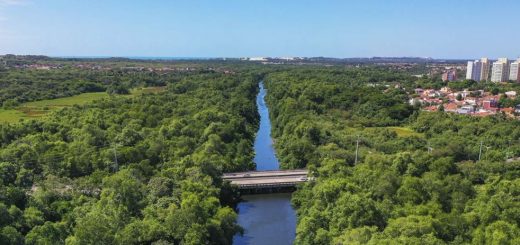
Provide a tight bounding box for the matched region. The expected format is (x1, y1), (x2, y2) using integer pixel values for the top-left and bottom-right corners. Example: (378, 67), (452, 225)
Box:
(484, 146), (491, 161)
(506, 140), (511, 160)
(355, 135), (360, 164)
(478, 141), (483, 161)
(113, 143), (119, 172)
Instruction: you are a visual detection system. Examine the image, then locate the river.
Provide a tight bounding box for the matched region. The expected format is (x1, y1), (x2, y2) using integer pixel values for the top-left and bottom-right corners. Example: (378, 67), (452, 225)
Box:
(232, 82), (297, 245)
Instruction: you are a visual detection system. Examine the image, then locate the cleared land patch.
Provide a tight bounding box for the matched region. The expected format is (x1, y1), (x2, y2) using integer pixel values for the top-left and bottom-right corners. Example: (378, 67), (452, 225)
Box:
(386, 126), (423, 137)
(0, 87), (167, 123)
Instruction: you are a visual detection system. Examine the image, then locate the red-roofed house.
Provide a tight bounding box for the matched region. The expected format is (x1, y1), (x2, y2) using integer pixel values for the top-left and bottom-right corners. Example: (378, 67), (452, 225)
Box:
(444, 103), (458, 112)
(424, 106), (439, 112)
(501, 107), (515, 117)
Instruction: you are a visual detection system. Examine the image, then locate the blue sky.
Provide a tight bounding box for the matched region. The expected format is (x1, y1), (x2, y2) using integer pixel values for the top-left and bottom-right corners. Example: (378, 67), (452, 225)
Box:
(1, 0), (519, 59)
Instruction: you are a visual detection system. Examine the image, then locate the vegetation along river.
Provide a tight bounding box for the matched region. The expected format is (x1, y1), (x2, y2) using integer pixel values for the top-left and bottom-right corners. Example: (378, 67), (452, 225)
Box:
(233, 82), (297, 245)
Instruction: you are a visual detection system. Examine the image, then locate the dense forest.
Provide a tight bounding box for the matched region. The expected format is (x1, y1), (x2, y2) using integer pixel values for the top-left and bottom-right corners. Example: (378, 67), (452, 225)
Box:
(1, 57), (519, 244)
(0, 70), (259, 244)
(264, 68), (520, 244)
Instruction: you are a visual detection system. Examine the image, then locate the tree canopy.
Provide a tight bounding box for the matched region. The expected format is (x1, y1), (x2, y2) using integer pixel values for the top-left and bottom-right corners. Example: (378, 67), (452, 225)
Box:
(0, 70), (259, 244)
(264, 68), (520, 244)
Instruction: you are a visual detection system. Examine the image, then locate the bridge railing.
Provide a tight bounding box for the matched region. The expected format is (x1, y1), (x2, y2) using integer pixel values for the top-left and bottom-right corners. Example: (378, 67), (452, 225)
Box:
(234, 181), (304, 189)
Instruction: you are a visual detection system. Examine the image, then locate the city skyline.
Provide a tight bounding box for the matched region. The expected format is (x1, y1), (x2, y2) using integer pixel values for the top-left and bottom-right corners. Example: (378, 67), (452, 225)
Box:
(1, 0), (520, 58)
(466, 57), (520, 83)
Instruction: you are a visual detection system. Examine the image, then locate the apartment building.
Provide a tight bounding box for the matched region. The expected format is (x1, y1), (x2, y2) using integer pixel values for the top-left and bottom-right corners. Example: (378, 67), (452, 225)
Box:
(466, 60), (482, 81)
(491, 58), (510, 82)
(509, 59), (520, 82)
(442, 69), (457, 81)
(480, 58), (491, 81)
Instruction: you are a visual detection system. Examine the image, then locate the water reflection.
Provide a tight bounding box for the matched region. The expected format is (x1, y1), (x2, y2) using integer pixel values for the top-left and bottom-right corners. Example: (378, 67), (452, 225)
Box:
(234, 194), (296, 245)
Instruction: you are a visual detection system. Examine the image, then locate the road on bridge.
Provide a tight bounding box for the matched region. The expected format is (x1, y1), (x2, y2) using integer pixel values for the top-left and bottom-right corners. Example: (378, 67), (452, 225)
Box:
(222, 169), (309, 189)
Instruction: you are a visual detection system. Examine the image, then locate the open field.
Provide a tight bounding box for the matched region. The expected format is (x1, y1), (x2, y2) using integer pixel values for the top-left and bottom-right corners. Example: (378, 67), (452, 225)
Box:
(386, 126), (423, 137)
(133, 86), (168, 95)
(0, 87), (167, 123)
(0, 109), (30, 123)
(22, 92), (110, 108)
(364, 126), (424, 138)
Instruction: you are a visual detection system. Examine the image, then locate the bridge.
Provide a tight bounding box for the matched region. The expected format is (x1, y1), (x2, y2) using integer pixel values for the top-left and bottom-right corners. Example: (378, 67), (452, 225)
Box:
(222, 169), (309, 193)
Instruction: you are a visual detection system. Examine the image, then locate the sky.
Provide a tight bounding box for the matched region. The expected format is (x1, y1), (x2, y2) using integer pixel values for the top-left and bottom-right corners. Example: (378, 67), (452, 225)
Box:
(1, 0), (519, 59)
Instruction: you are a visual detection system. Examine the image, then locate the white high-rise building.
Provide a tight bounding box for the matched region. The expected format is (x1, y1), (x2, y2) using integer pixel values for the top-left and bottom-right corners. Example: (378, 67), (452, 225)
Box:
(472, 60), (482, 81)
(491, 58), (510, 82)
(466, 60), (482, 81)
(509, 59), (520, 82)
(480, 58), (491, 81)
(466, 61), (474, 80)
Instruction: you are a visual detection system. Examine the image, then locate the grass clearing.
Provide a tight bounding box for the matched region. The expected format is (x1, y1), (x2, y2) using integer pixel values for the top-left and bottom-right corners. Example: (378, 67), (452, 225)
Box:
(0, 86), (167, 123)
(133, 86), (168, 95)
(23, 92), (110, 108)
(386, 127), (423, 138)
(0, 109), (31, 123)
(363, 126), (423, 138)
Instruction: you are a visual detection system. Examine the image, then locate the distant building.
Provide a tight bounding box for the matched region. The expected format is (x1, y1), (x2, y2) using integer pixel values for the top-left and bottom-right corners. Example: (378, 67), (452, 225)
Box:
(483, 99), (498, 110)
(505, 91), (517, 97)
(509, 59), (520, 82)
(440, 87), (451, 93)
(480, 58), (491, 81)
(466, 61), (478, 80)
(466, 61), (473, 80)
(466, 60), (482, 81)
(442, 69), (457, 81)
(249, 57), (268, 61)
(444, 103), (458, 112)
(457, 105), (475, 114)
(491, 58), (510, 82)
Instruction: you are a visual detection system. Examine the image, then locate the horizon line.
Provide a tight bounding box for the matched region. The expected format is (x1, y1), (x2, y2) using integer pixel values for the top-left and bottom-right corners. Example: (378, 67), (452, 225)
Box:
(0, 54), (488, 61)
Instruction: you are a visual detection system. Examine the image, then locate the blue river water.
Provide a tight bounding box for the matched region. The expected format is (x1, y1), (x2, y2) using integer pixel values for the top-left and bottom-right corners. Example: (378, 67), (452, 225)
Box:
(253, 82), (280, 171)
(233, 82), (297, 245)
